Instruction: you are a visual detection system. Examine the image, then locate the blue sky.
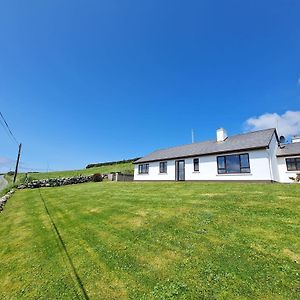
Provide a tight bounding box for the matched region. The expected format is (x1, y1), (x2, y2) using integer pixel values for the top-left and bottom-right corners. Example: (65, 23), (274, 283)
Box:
(0, 0), (300, 172)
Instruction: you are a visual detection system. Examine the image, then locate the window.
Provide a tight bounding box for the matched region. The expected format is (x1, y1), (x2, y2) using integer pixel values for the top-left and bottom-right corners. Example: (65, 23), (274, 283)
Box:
(286, 158), (300, 171)
(159, 161), (167, 173)
(240, 154), (251, 173)
(193, 158), (199, 171)
(217, 153), (250, 174)
(138, 164), (149, 174)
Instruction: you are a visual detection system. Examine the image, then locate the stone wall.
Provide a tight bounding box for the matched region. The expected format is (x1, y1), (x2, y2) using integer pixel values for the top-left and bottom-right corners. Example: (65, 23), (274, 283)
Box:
(0, 189), (15, 212)
(15, 172), (133, 190)
(18, 175), (94, 189)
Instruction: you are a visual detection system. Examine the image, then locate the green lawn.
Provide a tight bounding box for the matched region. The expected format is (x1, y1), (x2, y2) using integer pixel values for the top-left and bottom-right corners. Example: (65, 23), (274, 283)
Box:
(0, 182), (299, 299)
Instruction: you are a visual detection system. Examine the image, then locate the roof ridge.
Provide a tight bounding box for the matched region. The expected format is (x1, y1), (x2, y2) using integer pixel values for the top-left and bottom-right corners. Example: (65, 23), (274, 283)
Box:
(151, 138), (215, 153)
(135, 127), (276, 164)
(228, 127), (276, 139)
(151, 128), (276, 152)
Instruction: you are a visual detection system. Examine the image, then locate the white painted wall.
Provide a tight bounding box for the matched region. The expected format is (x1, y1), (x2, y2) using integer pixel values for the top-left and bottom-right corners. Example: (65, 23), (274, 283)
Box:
(277, 156), (300, 183)
(134, 160), (176, 181)
(134, 148), (274, 181)
(186, 149), (272, 181)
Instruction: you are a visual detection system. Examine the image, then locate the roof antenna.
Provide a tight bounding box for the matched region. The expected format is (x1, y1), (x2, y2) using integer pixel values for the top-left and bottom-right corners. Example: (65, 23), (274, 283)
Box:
(191, 128), (195, 143)
(276, 118), (285, 146)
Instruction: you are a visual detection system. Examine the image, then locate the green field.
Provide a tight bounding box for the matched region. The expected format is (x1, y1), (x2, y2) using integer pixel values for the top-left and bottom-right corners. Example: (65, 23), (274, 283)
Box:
(5, 162), (134, 183)
(2, 162), (134, 198)
(0, 182), (299, 299)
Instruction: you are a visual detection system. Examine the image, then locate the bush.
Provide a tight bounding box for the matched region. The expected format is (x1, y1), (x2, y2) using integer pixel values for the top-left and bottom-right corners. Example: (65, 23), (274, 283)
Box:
(92, 173), (103, 182)
(7, 171), (14, 176)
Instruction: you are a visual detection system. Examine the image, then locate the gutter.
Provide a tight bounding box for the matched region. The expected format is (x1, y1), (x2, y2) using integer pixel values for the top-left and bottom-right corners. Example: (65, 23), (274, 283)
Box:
(277, 152), (300, 157)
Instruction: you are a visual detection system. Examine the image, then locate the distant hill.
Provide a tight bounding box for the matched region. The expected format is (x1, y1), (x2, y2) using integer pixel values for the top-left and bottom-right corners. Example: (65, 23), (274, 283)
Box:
(86, 158), (140, 169)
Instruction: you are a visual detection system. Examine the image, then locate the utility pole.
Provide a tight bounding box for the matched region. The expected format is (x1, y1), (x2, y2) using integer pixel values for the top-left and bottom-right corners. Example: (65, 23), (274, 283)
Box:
(13, 143), (22, 184)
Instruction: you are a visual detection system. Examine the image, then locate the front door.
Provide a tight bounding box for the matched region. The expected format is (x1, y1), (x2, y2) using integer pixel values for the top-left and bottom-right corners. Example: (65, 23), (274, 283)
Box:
(175, 160), (185, 181)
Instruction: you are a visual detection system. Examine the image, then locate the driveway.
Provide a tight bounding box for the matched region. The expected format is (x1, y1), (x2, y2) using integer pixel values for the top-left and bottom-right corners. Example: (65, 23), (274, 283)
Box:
(0, 175), (8, 193)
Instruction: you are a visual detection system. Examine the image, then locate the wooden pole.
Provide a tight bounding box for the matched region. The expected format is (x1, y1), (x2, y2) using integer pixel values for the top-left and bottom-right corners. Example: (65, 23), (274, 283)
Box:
(13, 143), (22, 184)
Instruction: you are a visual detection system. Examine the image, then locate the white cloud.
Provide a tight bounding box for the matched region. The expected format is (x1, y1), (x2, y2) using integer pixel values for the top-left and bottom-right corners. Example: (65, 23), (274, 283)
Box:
(245, 111), (300, 137)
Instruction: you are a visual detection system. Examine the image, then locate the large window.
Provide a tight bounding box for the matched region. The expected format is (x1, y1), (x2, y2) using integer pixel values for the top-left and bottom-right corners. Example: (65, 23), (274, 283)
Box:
(193, 158), (199, 171)
(286, 158), (300, 171)
(217, 153), (250, 174)
(138, 164), (149, 174)
(159, 161), (168, 173)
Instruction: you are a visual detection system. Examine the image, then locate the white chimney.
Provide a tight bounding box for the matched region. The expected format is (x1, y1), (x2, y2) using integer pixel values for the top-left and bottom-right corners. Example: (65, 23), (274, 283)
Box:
(216, 128), (228, 142)
(291, 136), (300, 143)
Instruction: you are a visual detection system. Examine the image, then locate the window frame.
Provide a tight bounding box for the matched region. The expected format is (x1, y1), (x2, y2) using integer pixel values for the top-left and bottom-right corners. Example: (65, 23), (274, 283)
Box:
(159, 161), (168, 174)
(138, 163), (149, 174)
(286, 157), (300, 171)
(217, 153), (250, 174)
(193, 158), (199, 172)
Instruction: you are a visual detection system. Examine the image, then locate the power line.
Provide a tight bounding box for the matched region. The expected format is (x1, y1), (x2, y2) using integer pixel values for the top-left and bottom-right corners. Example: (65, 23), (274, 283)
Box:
(0, 111), (22, 181)
(0, 117), (16, 145)
(0, 111), (19, 145)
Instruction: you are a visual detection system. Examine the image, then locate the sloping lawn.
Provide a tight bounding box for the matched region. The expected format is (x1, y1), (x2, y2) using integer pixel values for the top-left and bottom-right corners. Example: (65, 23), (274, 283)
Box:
(0, 182), (299, 299)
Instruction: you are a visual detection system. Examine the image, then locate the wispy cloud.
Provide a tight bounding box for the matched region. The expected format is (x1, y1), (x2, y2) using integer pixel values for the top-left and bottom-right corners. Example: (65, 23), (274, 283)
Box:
(245, 111), (300, 137)
(0, 156), (15, 173)
(298, 78), (300, 85)
(0, 156), (50, 173)
(0, 156), (15, 165)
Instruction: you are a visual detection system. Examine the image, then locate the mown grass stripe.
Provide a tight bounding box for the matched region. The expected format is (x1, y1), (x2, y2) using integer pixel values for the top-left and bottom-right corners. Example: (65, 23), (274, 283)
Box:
(38, 189), (89, 300)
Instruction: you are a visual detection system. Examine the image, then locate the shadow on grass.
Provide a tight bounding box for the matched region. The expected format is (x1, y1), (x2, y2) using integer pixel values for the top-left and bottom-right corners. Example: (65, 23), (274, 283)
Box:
(38, 189), (89, 300)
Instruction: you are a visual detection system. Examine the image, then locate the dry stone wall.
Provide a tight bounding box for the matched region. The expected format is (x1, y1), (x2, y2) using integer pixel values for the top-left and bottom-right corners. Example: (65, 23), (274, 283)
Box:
(0, 189), (15, 212)
(18, 175), (94, 189)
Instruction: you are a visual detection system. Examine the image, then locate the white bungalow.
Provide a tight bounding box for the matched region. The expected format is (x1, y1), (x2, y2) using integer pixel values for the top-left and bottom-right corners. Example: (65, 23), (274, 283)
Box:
(134, 128), (300, 183)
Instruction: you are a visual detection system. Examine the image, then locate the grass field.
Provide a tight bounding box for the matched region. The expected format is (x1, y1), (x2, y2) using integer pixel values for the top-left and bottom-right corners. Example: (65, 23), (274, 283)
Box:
(0, 182), (299, 299)
(4, 162), (134, 184)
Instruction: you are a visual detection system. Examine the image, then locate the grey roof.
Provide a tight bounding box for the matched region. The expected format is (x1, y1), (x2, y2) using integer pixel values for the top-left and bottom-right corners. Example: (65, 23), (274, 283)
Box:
(277, 142), (300, 157)
(135, 128), (276, 163)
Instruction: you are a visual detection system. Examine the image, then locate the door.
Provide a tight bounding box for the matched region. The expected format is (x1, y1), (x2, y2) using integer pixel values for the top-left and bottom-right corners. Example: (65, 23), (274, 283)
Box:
(175, 160), (185, 181)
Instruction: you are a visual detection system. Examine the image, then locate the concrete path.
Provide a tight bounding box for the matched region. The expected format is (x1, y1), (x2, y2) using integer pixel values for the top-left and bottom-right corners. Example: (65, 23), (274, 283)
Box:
(0, 175), (8, 193)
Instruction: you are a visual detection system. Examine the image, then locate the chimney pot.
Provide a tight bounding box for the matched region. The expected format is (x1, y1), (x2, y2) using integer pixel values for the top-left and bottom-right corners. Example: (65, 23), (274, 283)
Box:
(216, 128), (228, 142)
